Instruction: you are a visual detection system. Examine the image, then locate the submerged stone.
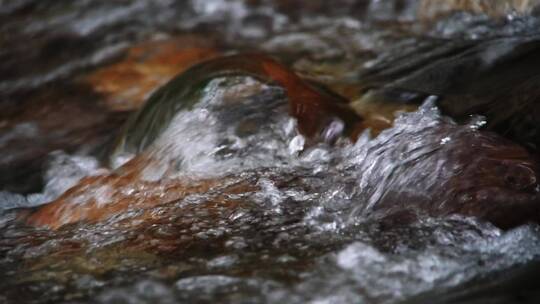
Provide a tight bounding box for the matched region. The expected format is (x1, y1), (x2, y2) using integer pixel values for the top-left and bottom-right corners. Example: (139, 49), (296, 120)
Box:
(350, 103), (540, 229)
(24, 103), (540, 230)
(110, 53), (364, 164)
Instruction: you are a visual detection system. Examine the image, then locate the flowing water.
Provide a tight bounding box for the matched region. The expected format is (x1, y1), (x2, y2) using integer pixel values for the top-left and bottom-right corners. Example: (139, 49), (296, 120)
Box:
(2, 1), (540, 303)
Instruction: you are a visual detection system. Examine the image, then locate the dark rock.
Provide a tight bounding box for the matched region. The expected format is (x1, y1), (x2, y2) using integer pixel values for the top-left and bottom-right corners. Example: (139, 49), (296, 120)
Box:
(352, 106), (540, 229)
(360, 36), (540, 149)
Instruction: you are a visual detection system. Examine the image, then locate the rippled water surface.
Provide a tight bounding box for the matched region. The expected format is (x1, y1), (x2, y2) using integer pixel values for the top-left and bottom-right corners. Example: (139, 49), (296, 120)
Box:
(2, 1), (540, 303)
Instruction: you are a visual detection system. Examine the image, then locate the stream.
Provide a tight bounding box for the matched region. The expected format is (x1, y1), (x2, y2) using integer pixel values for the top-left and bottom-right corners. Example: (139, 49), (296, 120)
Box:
(1, 1), (540, 303)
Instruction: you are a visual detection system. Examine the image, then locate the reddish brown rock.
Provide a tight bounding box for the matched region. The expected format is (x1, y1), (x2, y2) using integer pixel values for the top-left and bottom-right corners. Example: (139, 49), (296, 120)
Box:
(22, 53), (540, 231)
(361, 118), (540, 230)
(25, 117), (540, 231)
(114, 53), (365, 159)
(24, 153), (258, 229)
(84, 36), (219, 111)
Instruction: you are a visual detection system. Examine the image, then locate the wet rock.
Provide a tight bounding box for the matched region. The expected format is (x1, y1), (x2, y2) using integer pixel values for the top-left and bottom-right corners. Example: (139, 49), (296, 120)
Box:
(359, 36), (540, 149)
(24, 152), (259, 229)
(112, 53), (364, 161)
(25, 104), (540, 230)
(84, 36), (219, 111)
(352, 104), (540, 229)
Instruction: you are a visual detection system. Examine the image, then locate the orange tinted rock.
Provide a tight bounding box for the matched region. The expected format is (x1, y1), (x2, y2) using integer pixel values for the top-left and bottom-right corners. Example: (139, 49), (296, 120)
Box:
(258, 55), (363, 138)
(28, 53), (365, 229)
(84, 36), (219, 111)
(25, 153), (257, 229)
